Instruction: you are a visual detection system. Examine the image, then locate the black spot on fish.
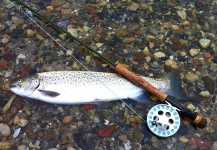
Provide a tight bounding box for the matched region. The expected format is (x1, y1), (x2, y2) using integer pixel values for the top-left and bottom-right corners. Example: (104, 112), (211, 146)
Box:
(38, 90), (60, 97)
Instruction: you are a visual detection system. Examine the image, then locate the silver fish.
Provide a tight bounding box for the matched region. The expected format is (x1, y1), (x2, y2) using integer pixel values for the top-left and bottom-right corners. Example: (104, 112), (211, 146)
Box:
(10, 71), (184, 104)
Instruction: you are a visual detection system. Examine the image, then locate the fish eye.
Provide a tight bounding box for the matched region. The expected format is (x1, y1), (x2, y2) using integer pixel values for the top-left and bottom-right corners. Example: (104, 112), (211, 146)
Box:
(18, 79), (22, 83)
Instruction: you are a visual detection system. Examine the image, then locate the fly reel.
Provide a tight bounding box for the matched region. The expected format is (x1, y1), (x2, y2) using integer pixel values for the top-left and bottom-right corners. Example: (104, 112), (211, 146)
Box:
(147, 104), (180, 137)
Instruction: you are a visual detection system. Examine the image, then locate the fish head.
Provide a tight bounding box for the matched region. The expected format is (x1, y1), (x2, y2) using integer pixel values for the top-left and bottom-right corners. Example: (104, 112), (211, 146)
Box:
(10, 74), (40, 96)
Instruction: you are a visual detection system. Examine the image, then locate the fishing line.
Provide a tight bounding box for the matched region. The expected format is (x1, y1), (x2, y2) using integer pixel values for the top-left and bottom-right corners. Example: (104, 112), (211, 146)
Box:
(10, 1), (147, 123)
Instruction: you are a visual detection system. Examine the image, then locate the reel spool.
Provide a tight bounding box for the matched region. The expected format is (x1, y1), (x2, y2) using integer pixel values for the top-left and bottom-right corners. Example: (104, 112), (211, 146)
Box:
(147, 104), (180, 137)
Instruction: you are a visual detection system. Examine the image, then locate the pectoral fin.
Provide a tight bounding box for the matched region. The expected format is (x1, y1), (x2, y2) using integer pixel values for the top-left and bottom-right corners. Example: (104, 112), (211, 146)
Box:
(38, 90), (60, 97)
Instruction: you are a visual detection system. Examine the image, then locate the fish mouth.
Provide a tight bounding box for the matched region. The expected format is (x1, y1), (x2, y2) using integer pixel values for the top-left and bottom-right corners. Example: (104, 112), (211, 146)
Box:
(10, 84), (20, 89)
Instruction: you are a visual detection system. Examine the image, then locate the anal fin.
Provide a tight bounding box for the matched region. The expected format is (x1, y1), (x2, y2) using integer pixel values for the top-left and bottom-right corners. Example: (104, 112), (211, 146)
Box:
(129, 93), (150, 103)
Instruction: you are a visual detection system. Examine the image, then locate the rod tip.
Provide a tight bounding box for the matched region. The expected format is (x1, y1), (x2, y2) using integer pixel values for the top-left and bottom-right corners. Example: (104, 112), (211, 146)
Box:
(197, 118), (207, 128)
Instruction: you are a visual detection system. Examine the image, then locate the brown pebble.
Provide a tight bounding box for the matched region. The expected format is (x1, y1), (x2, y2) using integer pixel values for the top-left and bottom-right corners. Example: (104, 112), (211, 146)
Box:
(13, 116), (20, 124)
(203, 52), (211, 59)
(63, 116), (73, 124)
(0, 141), (12, 149)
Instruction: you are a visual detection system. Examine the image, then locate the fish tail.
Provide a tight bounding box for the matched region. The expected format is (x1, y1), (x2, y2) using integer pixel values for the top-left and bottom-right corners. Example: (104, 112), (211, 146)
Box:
(163, 70), (188, 100)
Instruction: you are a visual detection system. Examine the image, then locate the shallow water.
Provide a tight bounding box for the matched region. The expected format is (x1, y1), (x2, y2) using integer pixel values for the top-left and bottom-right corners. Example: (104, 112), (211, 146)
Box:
(0, 0), (217, 149)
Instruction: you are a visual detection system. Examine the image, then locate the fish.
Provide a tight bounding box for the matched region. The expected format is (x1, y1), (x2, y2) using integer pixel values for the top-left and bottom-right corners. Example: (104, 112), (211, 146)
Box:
(10, 71), (186, 104)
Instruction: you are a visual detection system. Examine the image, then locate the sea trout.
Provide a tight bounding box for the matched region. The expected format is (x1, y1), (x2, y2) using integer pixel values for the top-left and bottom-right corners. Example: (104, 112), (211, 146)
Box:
(10, 71), (185, 104)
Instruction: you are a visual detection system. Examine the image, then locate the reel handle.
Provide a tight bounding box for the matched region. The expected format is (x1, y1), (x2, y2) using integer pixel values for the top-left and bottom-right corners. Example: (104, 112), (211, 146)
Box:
(165, 95), (207, 129)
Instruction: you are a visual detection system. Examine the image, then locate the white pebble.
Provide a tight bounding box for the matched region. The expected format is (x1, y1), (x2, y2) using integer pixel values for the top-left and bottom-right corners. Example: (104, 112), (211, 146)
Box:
(124, 141), (132, 150)
(0, 123), (11, 136)
(4, 70), (13, 78)
(13, 128), (21, 138)
(17, 54), (26, 59)
(1, 37), (9, 44)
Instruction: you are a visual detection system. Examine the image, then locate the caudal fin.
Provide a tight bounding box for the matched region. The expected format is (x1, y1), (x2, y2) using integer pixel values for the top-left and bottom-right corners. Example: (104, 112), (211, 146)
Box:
(163, 70), (188, 100)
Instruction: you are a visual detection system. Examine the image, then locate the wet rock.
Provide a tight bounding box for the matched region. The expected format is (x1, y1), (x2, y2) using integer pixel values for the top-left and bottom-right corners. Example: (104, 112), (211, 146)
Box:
(195, 138), (211, 149)
(195, 0), (210, 12)
(171, 25), (180, 30)
(13, 115), (20, 124)
(0, 141), (12, 149)
(202, 76), (215, 94)
(199, 91), (210, 97)
(212, 141), (217, 150)
(154, 52), (165, 58)
(180, 136), (188, 143)
(187, 103), (196, 111)
(67, 25), (77, 37)
(63, 116), (72, 124)
(0, 123), (11, 136)
(199, 39), (211, 48)
(51, 1), (66, 8)
(118, 134), (128, 143)
(97, 124), (116, 138)
(13, 127), (21, 138)
(190, 48), (200, 57)
(0, 61), (8, 67)
(130, 3), (139, 11)
(185, 73), (199, 82)
(18, 118), (29, 127)
(177, 10), (187, 20)
(27, 29), (35, 37)
(203, 52), (211, 59)
(2, 53), (16, 62)
(165, 59), (178, 69)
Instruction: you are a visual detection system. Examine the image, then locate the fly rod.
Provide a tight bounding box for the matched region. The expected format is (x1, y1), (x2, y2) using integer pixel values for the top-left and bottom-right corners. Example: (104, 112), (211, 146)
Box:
(13, 0), (207, 130)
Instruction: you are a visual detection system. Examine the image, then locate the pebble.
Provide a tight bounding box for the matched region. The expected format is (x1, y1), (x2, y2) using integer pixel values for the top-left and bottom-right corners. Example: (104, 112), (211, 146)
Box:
(185, 73), (199, 82)
(0, 23), (6, 31)
(3, 70), (13, 78)
(177, 10), (187, 20)
(118, 134), (128, 143)
(187, 103), (196, 111)
(165, 59), (178, 69)
(154, 51), (165, 58)
(66, 50), (73, 56)
(93, 117), (100, 124)
(129, 3), (139, 11)
(0, 141), (12, 149)
(63, 115), (72, 124)
(1, 37), (9, 44)
(179, 136), (188, 143)
(0, 123), (11, 136)
(203, 52), (211, 59)
(199, 39), (211, 48)
(199, 90), (210, 97)
(13, 127), (21, 138)
(47, 6), (54, 11)
(124, 141), (132, 150)
(36, 34), (44, 41)
(212, 141), (217, 150)
(189, 48), (200, 57)
(67, 26), (78, 37)
(18, 118), (29, 127)
(171, 25), (180, 30)
(13, 115), (20, 124)
(26, 29), (35, 37)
